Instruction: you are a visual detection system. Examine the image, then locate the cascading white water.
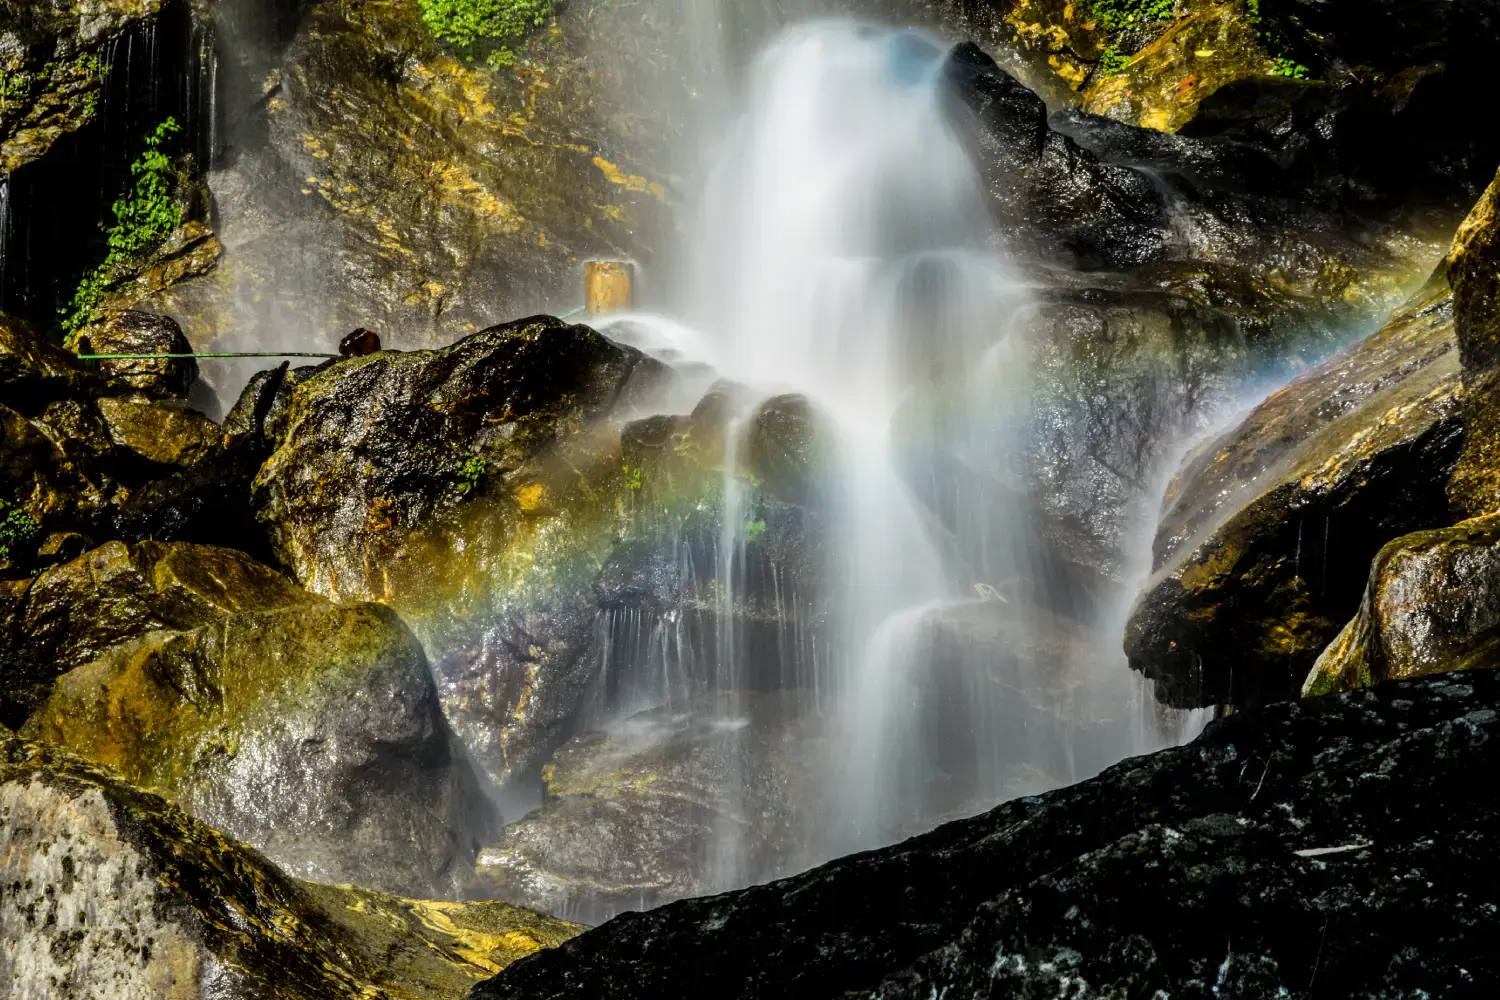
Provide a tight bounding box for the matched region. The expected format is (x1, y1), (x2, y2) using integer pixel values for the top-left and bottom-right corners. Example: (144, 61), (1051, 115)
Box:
(604, 21), (1055, 861)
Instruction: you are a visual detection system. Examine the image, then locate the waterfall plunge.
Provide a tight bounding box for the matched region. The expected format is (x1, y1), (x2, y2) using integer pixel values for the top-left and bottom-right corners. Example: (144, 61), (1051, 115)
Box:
(602, 21), (1048, 861)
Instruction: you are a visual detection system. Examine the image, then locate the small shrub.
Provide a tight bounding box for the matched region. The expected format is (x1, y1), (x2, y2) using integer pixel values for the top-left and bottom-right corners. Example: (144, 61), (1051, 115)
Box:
(1087, 0), (1176, 32)
(0, 500), (39, 565)
(1096, 45), (1132, 76)
(740, 518), (767, 544)
(62, 118), (183, 338)
(456, 455), (487, 494)
(1269, 56), (1310, 79)
(418, 0), (557, 64)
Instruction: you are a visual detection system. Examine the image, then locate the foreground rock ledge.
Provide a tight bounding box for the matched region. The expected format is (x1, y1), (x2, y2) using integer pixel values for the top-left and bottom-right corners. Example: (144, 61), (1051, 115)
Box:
(0, 739), (579, 999)
(476, 671), (1500, 999)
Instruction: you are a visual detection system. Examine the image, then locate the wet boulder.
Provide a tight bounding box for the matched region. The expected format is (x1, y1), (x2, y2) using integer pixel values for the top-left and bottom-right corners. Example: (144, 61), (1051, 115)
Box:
(1, 539), (306, 720)
(96, 397), (223, 468)
(476, 695), (817, 924)
(81, 309), (198, 400)
(8, 540), (492, 897)
(251, 315), (665, 601)
(0, 738), (579, 999)
(23, 600), (492, 899)
(1306, 513), (1500, 697)
(1125, 276), (1465, 708)
(476, 671), (1500, 1000)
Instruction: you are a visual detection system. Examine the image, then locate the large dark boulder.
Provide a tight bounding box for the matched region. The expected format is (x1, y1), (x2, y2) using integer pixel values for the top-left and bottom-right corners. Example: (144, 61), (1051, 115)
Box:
(475, 670), (1500, 999)
(1124, 276), (1464, 707)
(0, 738), (579, 999)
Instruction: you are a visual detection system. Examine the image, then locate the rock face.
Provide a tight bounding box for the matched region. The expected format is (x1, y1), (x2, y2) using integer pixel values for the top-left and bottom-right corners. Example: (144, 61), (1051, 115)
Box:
(1305, 514), (1500, 696)
(476, 695), (817, 924)
(1124, 276), (1465, 707)
(476, 671), (1500, 999)
(11, 541), (492, 898)
(0, 0), (164, 171)
(1445, 168), (1500, 518)
(0, 738), (579, 1000)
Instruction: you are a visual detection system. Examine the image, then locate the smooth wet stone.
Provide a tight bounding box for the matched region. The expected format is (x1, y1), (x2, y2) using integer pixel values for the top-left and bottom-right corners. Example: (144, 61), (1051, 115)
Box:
(1306, 512), (1500, 696)
(23, 600), (492, 899)
(475, 671), (1500, 999)
(0, 738), (579, 999)
(1125, 277), (1465, 708)
(0, 313), (94, 410)
(96, 397), (223, 468)
(82, 310), (198, 400)
(1445, 168), (1500, 519)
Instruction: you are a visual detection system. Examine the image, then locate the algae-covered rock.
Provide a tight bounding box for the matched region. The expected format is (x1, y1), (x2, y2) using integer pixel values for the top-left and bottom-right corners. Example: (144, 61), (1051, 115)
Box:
(0, 312), (96, 409)
(476, 694), (816, 923)
(1445, 169), (1500, 520)
(1081, 1), (1272, 133)
(5, 540), (306, 703)
(0, 0), (163, 172)
(0, 738), (579, 999)
(1125, 276), (1465, 707)
(1304, 513), (1500, 697)
(9, 540), (490, 896)
(476, 671), (1500, 1000)
(96, 396), (223, 468)
(81, 309), (199, 400)
(24, 599), (492, 898)
(252, 316), (664, 601)
(149, 0), (674, 349)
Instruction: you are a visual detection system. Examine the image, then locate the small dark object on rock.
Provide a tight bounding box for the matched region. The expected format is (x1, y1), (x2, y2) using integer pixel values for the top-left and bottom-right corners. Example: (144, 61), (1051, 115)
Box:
(340, 329), (381, 357)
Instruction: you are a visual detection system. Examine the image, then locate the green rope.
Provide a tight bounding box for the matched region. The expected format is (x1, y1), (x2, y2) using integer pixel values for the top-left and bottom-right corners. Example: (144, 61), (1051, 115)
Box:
(77, 352), (341, 360)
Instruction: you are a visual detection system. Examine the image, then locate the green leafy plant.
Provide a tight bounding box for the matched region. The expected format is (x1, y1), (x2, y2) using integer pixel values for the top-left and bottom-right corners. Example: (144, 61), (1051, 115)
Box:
(456, 455), (487, 494)
(1096, 45), (1132, 76)
(1269, 56), (1310, 79)
(1087, 0), (1177, 32)
(621, 464), (643, 490)
(418, 0), (557, 66)
(740, 518), (767, 544)
(62, 118), (183, 338)
(0, 500), (39, 565)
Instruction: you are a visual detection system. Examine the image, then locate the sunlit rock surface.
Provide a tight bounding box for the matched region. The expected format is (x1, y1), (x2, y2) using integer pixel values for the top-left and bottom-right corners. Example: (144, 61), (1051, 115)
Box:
(1445, 168), (1500, 519)
(0, 738), (579, 999)
(11, 540), (491, 898)
(476, 671), (1500, 999)
(1124, 276), (1464, 708)
(81, 309), (199, 400)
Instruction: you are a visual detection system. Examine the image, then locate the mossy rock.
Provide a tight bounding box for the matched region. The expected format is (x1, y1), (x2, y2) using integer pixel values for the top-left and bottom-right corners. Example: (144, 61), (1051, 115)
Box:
(1081, 1), (1278, 132)
(0, 0), (163, 171)
(15, 540), (493, 897)
(96, 397), (223, 468)
(1125, 274), (1466, 707)
(81, 309), (199, 400)
(0, 738), (579, 999)
(1304, 512), (1500, 697)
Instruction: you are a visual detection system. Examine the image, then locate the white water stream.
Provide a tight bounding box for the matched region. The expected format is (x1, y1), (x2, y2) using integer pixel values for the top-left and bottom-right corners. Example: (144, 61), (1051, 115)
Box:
(594, 21), (1200, 875)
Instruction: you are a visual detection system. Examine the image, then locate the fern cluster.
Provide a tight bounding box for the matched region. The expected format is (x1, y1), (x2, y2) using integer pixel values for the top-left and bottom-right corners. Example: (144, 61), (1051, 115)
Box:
(0, 500), (38, 565)
(417, 0), (557, 66)
(1087, 0), (1177, 32)
(62, 118), (183, 338)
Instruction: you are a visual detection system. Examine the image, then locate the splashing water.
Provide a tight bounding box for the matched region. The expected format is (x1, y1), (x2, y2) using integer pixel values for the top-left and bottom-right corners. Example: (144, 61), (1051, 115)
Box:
(593, 19), (1203, 887)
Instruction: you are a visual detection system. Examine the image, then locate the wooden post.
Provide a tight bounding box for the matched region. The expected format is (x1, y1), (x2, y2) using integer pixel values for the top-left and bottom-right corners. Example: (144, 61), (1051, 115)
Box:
(585, 261), (634, 317)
